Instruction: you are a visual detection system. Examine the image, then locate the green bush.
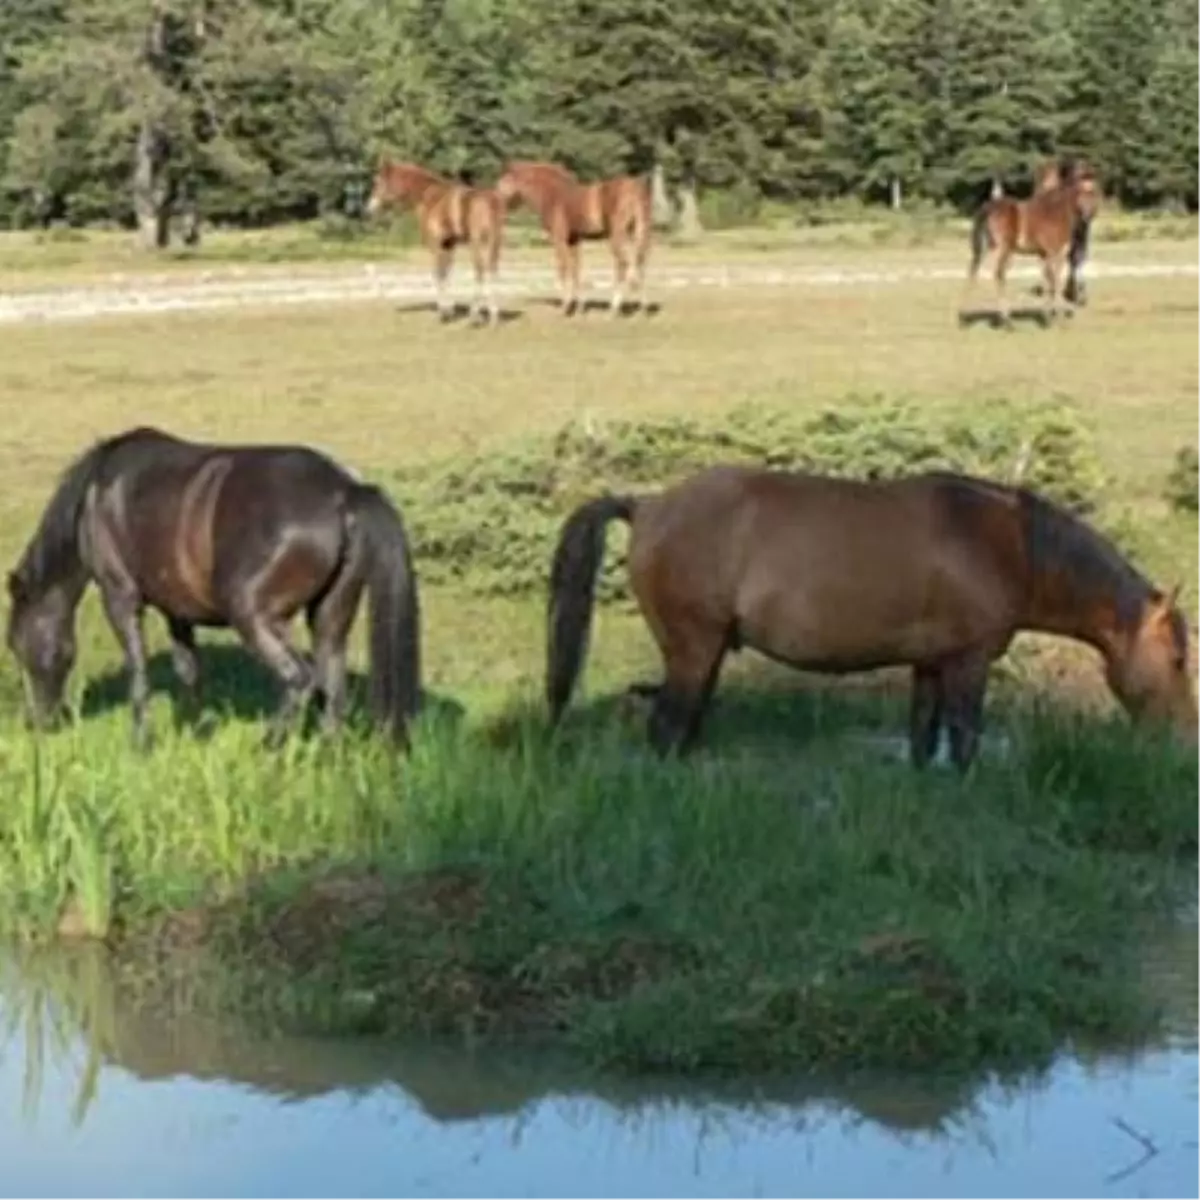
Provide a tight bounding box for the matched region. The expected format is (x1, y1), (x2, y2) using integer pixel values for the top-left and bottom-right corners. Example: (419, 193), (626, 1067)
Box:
(382, 394), (1109, 601)
(1164, 446), (1199, 513)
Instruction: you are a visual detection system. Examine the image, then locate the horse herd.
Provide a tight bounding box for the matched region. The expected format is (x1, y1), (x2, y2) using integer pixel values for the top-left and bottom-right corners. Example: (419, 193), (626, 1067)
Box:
(366, 156), (1102, 330)
(5, 421), (1195, 775)
(366, 159), (654, 325)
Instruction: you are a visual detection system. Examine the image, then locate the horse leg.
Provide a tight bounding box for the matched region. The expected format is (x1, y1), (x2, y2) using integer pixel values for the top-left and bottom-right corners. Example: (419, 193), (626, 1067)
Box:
(609, 234), (630, 318)
(1041, 253), (1062, 327)
(232, 609), (316, 748)
(433, 243), (454, 322)
(550, 233), (573, 317)
(483, 233), (500, 327)
(632, 237), (650, 315)
(994, 247), (1014, 329)
(167, 616), (202, 726)
(909, 664), (945, 768)
(566, 240), (582, 317)
(468, 237), (487, 327)
(941, 650), (992, 775)
(647, 622), (729, 756)
(99, 581), (151, 750)
(305, 563), (365, 737)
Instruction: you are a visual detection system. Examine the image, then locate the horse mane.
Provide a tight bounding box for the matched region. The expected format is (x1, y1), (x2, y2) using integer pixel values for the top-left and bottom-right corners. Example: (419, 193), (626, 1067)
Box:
(1017, 486), (1151, 632)
(12, 426), (169, 595)
(380, 161), (452, 192)
(504, 160), (581, 191)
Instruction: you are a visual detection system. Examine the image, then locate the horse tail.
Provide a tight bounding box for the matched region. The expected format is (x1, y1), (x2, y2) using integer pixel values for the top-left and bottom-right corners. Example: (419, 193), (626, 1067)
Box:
(968, 204), (993, 277)
(348, 484), (421, 744)
(546, 493), (637, 722)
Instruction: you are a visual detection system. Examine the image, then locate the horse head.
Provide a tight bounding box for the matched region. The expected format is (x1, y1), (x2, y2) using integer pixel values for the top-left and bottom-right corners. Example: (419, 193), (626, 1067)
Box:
(1104, 584), (1198, 742)
(1068, 163), (1101, 221)
(6, 567), (77, 727)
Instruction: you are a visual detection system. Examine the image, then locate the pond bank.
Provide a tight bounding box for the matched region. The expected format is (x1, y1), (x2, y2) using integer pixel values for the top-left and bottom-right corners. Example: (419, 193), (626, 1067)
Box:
(35, 696), (1188, 1079)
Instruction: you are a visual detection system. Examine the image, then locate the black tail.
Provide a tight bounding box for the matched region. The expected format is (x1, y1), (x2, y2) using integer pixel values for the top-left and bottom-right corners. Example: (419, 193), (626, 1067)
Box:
(968, 205), (993, 277)
(546, 494), (637, 721)
(349, 485), (421, 744)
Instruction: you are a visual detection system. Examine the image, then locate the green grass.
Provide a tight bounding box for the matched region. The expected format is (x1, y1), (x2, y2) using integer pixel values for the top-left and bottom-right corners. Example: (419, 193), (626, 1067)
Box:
(4, 680), (1192, 1076)
(0, 236), (1195, 1076)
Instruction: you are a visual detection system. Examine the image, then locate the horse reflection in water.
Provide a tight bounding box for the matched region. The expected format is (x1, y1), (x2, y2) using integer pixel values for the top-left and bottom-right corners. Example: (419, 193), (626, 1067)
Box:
(547, 465), (1196, 772)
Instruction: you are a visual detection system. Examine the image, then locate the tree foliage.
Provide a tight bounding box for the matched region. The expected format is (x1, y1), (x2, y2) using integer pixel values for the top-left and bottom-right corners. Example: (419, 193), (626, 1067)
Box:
(0, 0), (1195, 234)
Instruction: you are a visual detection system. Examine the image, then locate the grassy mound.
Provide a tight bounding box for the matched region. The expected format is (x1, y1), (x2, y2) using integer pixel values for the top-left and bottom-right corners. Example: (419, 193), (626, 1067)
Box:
(0, 397), (1189, 1078)
(7, 688), (1191, 1077)
(383, 393), (1108, 600)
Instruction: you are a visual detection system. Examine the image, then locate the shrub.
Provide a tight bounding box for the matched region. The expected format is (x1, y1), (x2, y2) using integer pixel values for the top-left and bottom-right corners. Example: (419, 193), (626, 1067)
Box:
(380, 394), (1109, 601)
(1164, 446), (1199, 513)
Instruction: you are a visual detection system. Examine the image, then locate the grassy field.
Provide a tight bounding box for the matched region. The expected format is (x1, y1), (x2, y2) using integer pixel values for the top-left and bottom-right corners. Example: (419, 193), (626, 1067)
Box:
(0, 226), (1196, 1074)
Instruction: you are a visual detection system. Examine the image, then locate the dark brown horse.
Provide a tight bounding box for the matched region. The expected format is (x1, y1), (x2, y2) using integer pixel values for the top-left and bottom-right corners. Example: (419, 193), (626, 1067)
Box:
(963, 161), (1101, 325)
(546, 466), (1196, 772)
(494, 160), (652, 317)
(6, 427), (421, 748)
(366, 159), (505, 326)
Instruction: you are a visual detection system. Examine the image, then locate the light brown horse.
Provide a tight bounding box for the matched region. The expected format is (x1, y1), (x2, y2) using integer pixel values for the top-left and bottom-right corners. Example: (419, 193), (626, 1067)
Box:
(494, 160), (652, 317)
(546, 466), (1196, 772)
(963, 161), (1101, 325)
(366, 159), (505, 326)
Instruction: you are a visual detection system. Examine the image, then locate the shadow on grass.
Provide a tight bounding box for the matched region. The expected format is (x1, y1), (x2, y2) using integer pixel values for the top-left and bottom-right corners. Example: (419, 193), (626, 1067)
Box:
(482, 668), (909, 766)
(957, 306), (1076, 330)
(526, 296), (664, 317)
(79, 642), (465, 741)
(389, 300), (525, 325)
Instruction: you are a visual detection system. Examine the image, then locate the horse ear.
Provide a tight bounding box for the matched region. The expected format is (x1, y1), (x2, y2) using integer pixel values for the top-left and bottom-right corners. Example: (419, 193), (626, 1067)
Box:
(1150, 583), (1182, 624)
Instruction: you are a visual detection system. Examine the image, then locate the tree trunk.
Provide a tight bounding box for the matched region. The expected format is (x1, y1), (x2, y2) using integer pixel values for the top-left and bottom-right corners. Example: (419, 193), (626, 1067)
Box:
(889, 176), (902, 210)
(132, 2), (173, 250)
(132, 120), (172, 250)
(650, 163), (675, 230)
(675, 181), (703, 241)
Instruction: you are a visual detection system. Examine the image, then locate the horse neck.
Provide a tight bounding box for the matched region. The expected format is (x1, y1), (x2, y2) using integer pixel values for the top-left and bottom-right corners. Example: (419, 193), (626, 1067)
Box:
(16, 524), (88, 618)
(389, 169), (444, 207)
(1019, 503), (1148, 658)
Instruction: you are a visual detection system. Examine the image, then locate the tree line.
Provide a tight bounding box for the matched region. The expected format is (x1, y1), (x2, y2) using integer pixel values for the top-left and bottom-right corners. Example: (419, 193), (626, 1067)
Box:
(0, 0), (1195, 245)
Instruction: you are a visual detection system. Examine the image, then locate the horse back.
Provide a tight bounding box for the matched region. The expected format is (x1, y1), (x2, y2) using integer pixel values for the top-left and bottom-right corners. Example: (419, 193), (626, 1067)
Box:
(86, 439), (353, 624)
(629, 467), (1030, 669)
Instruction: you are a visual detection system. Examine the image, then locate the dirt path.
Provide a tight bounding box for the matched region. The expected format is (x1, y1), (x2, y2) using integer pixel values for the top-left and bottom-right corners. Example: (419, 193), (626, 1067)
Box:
(0, 258), (1194, 326)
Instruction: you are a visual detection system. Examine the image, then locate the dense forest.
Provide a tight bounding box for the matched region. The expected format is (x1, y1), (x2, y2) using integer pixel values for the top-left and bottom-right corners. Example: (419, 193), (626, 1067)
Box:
(0, 0), (1196, 243)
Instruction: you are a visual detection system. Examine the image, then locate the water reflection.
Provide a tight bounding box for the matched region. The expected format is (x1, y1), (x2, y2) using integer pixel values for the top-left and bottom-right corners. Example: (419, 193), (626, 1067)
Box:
(0, 921), (1195, 1198)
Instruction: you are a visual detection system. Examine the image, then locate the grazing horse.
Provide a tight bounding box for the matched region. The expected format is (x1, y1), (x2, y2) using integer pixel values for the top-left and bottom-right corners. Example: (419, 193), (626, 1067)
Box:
(545, 465), (1196, 772)
(963, 161), (1100, 326)
(494, 160), (652, 317)
(5, 427), (421, 749)
(366, 159), (505, 326)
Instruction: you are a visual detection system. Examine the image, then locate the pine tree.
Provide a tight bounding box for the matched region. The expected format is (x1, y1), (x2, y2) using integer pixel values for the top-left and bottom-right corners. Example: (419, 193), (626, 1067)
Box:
(1129, 0), (1198, 205)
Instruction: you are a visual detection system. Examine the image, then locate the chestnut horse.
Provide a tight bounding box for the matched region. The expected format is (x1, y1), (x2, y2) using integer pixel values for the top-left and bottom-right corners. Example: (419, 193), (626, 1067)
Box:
(1034, 157), (1093, 305)
(6, 427), (421, 749)
(546, 465), (1195, 772)
(963, 161), (1100, 325)
(366, 159), (505, 326)
(494, 160), (652, 316)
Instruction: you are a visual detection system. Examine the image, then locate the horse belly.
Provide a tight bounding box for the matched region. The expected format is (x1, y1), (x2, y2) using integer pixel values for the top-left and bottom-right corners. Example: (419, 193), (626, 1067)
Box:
(735, 557), (988, 673)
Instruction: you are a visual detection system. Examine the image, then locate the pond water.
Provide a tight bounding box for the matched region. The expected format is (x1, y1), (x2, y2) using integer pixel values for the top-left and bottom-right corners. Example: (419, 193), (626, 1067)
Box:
(1, 919), (1195, 1199)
